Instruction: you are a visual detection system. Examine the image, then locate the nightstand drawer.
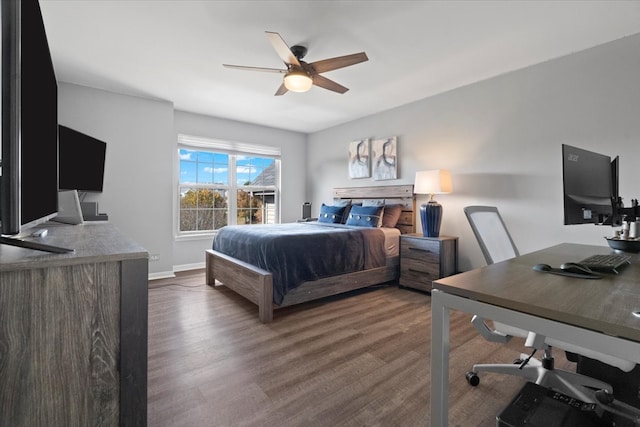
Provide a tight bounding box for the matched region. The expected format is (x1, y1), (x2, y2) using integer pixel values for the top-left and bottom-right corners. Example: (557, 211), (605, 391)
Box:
(400, 239), (441, 263)
(400, 258), (439, 288)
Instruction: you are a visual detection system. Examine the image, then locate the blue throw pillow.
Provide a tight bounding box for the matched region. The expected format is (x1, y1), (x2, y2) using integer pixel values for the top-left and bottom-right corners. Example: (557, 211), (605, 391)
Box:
(318, 204), (347, 224)
(346, 205), (384, 227)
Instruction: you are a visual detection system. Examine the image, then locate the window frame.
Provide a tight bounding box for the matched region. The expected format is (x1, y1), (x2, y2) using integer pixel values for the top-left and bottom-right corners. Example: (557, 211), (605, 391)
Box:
(176, 134), (281, 240)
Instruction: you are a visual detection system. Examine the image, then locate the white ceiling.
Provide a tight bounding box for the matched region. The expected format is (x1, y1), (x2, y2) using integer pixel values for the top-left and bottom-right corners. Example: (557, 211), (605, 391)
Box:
(39, 1), (640, 134)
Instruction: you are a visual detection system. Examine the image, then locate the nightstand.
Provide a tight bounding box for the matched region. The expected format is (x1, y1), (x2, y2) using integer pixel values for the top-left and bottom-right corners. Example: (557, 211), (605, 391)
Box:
(399, 234), (458, 292)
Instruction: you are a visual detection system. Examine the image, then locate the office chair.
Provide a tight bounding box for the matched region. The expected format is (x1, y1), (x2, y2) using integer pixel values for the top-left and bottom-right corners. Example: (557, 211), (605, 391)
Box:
(463, 205), (637, 404)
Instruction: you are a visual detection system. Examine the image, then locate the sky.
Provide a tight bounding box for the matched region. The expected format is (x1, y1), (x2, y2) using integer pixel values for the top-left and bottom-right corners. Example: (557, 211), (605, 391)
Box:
(179, 149), (275, 186)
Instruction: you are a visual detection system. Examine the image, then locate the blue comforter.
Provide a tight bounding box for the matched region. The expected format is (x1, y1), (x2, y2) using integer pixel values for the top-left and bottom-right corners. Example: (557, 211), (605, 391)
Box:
(212, 222), (387, 305)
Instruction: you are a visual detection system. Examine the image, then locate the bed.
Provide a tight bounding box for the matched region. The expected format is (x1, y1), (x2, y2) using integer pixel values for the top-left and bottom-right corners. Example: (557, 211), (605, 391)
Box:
(205, 185), (415, 322)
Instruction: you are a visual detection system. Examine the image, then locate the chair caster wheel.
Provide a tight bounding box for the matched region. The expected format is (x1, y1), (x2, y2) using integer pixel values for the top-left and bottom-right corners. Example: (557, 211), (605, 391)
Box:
(595, 389), (615, 405)
(466, 372), (480, 386)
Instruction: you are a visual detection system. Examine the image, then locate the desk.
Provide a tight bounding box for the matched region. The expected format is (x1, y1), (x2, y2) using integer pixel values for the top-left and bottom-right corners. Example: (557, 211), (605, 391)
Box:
(431, 243), (640, 426)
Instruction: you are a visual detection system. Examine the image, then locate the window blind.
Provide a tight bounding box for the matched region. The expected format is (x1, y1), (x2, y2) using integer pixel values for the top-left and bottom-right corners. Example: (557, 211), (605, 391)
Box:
(178, 134), (281, 158)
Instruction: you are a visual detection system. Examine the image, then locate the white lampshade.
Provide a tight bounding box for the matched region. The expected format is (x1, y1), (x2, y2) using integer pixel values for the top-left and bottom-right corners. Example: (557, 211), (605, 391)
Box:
(414, 170), (453, 196)
(283, 70), (313, 92)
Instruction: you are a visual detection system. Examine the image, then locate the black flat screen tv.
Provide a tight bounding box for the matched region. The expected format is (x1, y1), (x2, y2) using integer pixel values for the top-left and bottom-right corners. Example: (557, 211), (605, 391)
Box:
(1, 0), (59, 236)
(58, 125), (107, 193)
(0, 0), (71, 253)
(562, 144), (617, 225)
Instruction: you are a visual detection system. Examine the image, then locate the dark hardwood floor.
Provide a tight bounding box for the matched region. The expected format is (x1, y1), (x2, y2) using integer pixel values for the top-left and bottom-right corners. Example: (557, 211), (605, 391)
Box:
(147, 270), (574, 426)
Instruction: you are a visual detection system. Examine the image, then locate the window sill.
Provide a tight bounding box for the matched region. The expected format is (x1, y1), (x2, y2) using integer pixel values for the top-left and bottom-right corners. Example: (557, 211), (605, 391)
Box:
(175, 231), (216, 242)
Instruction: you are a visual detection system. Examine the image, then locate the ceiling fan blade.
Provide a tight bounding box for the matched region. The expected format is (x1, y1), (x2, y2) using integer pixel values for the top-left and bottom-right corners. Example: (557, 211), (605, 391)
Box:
(265, 31), (300, 67)
(309, 52), (368, 74)
(223, 64), (286, 73)
(312, 75), (348, 94)
(274, 83), (288, 96)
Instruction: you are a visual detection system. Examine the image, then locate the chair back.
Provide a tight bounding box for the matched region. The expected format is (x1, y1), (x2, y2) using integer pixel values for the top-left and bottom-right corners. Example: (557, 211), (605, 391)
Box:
(464, 206), (519, 265)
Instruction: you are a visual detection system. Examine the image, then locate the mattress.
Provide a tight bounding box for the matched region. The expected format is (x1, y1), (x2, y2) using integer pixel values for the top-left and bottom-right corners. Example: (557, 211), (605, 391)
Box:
(379, 225), (401, 258)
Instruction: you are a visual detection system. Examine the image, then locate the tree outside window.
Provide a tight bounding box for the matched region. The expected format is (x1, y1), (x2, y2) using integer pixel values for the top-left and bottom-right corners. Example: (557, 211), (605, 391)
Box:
(179, 188), (228, 231)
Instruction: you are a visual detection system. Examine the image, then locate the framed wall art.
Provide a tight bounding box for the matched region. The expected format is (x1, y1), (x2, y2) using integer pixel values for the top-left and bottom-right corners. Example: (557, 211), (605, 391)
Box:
(348, 138), (370, 179)
(372, 136), (397, 180)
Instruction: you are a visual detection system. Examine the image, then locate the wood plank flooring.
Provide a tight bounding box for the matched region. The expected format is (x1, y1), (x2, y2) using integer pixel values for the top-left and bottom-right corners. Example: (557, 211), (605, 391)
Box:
(148, 270), (574, 426)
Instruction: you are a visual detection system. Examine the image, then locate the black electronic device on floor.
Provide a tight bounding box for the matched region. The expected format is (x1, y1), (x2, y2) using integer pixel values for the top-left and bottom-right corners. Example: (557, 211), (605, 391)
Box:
(496, 382), (607, 427)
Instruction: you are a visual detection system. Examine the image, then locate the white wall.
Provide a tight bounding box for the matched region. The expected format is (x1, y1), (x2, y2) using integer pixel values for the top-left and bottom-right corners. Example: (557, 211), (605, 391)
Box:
(58, 84), (307, 276)
(58, 82), (175, 275)
(307, 34), (640, 271)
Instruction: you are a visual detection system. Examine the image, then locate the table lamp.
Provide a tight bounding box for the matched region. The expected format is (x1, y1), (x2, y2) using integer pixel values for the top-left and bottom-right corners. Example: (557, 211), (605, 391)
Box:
(414, 169), (453, 237)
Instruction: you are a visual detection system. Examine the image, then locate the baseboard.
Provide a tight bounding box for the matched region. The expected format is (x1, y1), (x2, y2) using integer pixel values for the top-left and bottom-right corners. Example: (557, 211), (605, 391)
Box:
(173, 262), (205, 272)
(147, 262), (206, 281)
(148, 271), (175, 281)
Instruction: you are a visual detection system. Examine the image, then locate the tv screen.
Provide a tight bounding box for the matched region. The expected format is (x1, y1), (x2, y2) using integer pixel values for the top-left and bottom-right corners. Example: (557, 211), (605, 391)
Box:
(562, 144), (615, 225)
(1, 0), (59, 236)
(58, 125), (107, 193)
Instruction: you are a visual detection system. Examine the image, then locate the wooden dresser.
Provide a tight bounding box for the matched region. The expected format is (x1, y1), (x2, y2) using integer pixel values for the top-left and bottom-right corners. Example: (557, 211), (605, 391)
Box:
(399, 234), (458, 292)
(0, 222), (148, 426)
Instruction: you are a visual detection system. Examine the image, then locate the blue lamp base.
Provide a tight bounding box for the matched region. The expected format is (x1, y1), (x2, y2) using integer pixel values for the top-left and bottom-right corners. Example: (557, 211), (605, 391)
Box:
(420, 201), (442, 237)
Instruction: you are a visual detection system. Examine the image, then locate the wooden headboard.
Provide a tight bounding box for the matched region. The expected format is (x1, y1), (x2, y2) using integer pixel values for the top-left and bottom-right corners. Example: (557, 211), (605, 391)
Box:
(332, 185), (416, 234)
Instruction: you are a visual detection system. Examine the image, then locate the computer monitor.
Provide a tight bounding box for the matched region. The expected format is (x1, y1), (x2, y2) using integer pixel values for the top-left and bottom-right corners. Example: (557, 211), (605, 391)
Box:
(58, 125), (107, 193)
(562, 144), (617, 225)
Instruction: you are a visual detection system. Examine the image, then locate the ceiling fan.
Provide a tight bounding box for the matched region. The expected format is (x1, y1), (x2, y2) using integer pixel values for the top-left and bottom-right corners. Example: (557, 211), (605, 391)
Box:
(223, 31), (368, 96)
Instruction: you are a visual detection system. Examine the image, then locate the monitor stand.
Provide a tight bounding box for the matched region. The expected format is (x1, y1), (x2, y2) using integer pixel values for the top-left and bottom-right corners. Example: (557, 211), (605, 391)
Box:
(0, 236), (75, 254)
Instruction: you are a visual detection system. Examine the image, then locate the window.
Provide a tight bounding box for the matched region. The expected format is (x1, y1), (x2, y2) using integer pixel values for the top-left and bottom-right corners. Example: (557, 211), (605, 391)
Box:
(177, 135), (280, 236)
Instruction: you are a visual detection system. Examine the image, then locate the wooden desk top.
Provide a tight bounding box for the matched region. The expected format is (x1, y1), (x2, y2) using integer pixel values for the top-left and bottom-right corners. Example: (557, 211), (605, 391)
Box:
(433, 243), (640, 342)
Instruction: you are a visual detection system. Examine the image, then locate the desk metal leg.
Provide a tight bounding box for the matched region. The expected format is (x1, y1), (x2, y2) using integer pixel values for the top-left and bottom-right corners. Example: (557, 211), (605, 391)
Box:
(431, 289), (450, 426)
(430, 288), (640, 426)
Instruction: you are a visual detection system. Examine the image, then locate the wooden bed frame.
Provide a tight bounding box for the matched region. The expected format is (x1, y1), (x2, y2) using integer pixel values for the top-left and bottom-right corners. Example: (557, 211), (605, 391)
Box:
(205, 185), (415, 322)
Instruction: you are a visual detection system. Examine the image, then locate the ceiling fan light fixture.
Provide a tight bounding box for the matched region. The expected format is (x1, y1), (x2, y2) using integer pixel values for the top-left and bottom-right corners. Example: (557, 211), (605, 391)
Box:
(284, 70), (313, 92)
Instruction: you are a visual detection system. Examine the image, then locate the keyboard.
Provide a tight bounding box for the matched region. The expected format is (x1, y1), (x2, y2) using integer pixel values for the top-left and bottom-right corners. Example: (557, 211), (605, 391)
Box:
(578, 253), (631, 273)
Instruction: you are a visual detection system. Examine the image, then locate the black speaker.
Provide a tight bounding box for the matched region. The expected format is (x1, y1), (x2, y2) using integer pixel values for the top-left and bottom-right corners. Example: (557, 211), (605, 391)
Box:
(302, 202), (311, 219)
(80, 201), (98, 217)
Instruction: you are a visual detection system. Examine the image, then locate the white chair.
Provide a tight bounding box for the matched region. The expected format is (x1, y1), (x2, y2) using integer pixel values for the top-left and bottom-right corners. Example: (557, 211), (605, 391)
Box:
(463, 205), (636, 405)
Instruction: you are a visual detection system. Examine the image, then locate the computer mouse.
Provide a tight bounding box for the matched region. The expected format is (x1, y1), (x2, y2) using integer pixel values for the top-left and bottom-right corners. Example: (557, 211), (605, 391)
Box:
(560, 262), (594, 275)
(532, 264), (552, 272)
